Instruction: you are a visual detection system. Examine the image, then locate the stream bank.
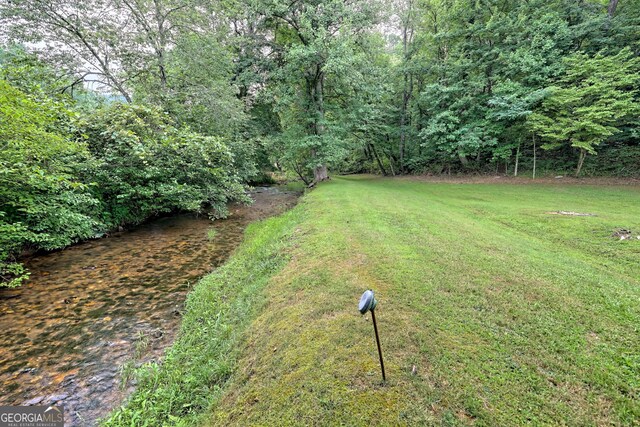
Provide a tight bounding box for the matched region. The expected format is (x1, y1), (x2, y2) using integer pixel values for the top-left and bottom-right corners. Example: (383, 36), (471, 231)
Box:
(0, 187), (299, 426)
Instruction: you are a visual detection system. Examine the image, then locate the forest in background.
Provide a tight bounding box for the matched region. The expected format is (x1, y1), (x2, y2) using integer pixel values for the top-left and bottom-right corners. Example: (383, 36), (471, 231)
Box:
(1, 0), (639, 287)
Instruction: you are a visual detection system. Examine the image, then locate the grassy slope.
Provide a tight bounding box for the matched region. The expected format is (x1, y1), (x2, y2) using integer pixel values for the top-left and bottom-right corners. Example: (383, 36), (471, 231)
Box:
(207, 176), (639, 426)
(106, 176), (640, 426)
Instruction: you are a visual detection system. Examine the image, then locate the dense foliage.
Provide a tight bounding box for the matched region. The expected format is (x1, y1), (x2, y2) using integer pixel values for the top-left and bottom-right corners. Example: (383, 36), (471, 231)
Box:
(529, 49), (640, 175)
(0, 55), (248, 287)
(0, 79), (98, 286)
(379, 0), (640, 177)
(206, 0), (640, 180)
(79, 104), (248, 226)
(1, 0), (639, 287)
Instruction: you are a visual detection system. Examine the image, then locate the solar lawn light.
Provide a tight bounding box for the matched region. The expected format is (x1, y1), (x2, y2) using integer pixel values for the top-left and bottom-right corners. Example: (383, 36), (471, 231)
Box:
(358, 289), (386, 382)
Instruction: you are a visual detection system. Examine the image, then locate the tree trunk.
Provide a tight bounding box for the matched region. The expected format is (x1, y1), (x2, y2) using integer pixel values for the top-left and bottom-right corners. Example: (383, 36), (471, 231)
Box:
(514, 143), (520, 177)
(399, 99), (407, 174)
(291, 160), (311, 186)
(310, 68), (329, 184)
(111, 79), (132, 103)
(313, 164), (329, 182)
(369, 143), (388, 176)
(399, 73), (412, 174)
(532, 134), (537, 180)
(458, 153), (469, 167)
(575, 148), (587, 177)
(398, 0), (414, 175)
(608, 0), (619, 17)
(386, 152), (396, 176)
(363, 144), (372, 161)
(153, 0), (168, 88)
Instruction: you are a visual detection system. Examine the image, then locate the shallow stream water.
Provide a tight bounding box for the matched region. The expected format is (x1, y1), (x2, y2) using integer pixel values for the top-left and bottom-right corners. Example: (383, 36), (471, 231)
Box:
(0, 187), (298, 426)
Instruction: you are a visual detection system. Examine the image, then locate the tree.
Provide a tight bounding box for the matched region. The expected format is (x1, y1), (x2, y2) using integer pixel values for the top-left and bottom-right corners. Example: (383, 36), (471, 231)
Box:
(0, 45), (77, 96)
(396, 0), (416, 174)
(78, 103), (249, 226)
(1, 0), (134, 101)
(528, 48), (640, 176)
(255, 0), (381, 183)
(145, 33), (246, 138)
(0, 79), (100, 287)
(0, 0), (231, 107)
(608, 0), (619, 18)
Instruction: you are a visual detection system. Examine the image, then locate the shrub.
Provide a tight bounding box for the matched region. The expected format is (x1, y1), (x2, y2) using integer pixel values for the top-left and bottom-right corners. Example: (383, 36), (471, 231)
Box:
(0, 79), (100, 287)
(79, 103), (249, 227)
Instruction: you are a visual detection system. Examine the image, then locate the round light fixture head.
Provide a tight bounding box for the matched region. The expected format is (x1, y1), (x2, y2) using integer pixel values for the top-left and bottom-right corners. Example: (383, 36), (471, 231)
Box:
(358, 290), (378, 314)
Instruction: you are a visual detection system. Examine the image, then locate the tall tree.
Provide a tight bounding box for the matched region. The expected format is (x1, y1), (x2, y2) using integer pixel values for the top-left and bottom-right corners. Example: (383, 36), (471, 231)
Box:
(608, 0), (619, 18)
(256, 0), (380, 183)
(0, 0), (134, 100)
(397, 0), (416, 174)
(0, 0), (232, 107)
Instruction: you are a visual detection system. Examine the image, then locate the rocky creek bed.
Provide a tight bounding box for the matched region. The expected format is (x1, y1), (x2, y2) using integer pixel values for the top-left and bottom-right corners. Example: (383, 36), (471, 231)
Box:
(0, 187), (299, 426)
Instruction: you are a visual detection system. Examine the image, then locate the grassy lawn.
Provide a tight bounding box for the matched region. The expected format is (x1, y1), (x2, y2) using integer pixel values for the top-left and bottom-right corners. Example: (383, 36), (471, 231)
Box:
(106, 176), (640, 426)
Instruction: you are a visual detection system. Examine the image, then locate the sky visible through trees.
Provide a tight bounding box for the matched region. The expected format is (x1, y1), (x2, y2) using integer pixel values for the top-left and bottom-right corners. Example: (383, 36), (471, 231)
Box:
(0, 0), (639, 286)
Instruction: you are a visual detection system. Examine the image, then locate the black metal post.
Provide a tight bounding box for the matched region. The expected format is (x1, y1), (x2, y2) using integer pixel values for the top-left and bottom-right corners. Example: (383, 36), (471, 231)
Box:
(370, 309), (386, 382)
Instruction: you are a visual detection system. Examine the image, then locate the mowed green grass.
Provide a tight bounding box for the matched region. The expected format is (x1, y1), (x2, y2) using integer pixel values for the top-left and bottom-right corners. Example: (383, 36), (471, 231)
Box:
(206, 176), (640, 426)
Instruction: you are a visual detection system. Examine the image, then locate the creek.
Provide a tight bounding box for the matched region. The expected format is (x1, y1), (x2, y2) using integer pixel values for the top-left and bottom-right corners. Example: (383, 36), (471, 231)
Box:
(0, 187), (298, 426)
